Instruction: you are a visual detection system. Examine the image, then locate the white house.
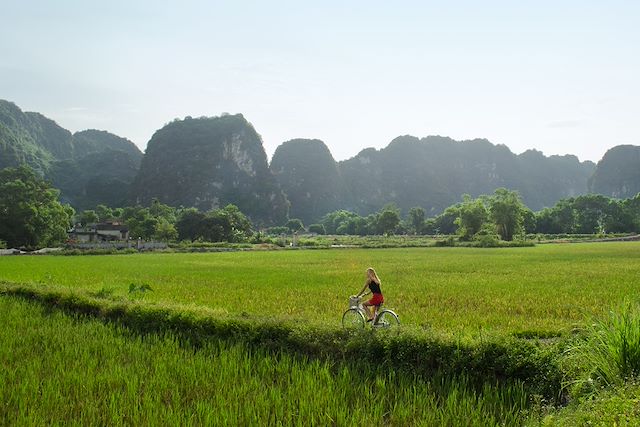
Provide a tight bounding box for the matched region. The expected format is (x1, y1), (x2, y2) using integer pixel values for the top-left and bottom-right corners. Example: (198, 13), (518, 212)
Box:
(69, 222), (130, 243)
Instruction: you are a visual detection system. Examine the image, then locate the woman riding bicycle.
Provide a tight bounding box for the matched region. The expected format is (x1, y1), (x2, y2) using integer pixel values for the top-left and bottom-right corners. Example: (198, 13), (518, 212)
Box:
(356, 267), (384, 322)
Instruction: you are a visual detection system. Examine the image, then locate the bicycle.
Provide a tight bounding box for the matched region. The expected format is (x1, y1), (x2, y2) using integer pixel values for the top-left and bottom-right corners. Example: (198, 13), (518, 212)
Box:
(342, 295), (400, 329)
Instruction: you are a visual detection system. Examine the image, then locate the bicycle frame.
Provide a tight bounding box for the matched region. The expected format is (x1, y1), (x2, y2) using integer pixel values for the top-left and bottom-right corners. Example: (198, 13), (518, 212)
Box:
(345, 295), (399, 328)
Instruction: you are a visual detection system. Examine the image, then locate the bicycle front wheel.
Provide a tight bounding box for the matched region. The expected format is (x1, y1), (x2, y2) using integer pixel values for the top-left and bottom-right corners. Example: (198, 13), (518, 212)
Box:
(342, 308), (366, 329)
(375, 310), (400, 328)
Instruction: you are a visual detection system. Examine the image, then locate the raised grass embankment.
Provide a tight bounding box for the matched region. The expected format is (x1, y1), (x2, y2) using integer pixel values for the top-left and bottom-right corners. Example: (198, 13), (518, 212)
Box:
(0, 281), (563, 401)
(1, 295), (533, 426)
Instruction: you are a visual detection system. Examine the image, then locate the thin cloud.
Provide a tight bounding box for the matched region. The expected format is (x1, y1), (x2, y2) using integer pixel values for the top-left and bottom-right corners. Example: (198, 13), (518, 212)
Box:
(547, 119), (585, 129)
(64, 106), (88, 112)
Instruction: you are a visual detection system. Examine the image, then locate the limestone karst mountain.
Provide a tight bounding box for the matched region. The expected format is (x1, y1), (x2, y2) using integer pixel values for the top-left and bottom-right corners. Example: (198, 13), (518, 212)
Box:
(589, 145), (640, 199)
(2, 98), (637, 223)
(270, 139), (344, 224)
(337, 135), (596, 216)
(0, 99), (143, 209)
(130, 114), (289, 225)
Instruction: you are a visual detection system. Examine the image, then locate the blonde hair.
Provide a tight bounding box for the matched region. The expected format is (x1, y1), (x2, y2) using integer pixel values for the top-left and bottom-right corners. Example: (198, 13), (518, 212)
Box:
(366, 267), (381, 284)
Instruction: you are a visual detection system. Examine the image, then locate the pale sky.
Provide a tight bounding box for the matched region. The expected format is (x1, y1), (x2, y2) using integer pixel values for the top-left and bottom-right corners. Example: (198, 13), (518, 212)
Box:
(1, 1), (638, 163)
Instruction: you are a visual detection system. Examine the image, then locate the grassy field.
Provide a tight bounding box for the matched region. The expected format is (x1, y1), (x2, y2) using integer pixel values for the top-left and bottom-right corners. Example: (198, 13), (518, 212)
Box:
(0, 242), (638, 338)
(2, 242), (640, 424)
(0, 296), (529, 426)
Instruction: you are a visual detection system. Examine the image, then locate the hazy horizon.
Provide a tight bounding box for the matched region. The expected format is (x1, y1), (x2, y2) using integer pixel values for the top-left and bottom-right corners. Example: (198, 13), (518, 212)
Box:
(2, 1), (638, 163)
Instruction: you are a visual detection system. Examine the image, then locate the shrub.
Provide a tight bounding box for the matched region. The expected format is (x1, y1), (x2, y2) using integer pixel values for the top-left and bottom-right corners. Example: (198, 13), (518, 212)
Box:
(308, 224), (326, 235)
(296, 239), (318, 247)
(435, 236), (456, 247)
(266, 226), (289, 236)
(473, 224), (501, 247)
(56, 248), (139, 256)
(285, 218), (304, 233)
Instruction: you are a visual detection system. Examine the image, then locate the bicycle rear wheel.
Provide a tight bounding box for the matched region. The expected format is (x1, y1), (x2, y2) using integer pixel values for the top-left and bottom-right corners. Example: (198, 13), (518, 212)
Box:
(375, 310), (400, 328)
(342, 308), (365, 329)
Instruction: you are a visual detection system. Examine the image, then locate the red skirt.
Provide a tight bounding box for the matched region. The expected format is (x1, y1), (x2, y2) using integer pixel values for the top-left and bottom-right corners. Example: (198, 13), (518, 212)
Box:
(368, 293), (384, 306)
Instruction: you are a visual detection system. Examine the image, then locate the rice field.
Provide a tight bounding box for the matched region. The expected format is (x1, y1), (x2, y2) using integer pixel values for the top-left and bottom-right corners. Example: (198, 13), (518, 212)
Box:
(2, 242), (640, 424)
(0, 296), (528, 426)
(0, 242), (638, 338)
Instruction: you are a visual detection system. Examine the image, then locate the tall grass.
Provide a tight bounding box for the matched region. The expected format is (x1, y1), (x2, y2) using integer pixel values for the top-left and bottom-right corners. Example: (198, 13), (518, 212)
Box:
(566, 301), (640, 394)
(536, 381), (640, 426)
(0, 296), (530, 426)
(534, 303), (640, 425)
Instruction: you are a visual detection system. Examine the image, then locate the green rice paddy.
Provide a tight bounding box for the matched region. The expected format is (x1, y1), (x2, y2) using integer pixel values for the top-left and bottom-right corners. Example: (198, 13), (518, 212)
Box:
(2, 242), (639, 425)
(0, 242), (638, 338)
(0, 296), (527, 426)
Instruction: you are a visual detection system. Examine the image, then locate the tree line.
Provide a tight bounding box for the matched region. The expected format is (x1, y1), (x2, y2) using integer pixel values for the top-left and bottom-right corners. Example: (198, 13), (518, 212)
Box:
(313, 189), (640, 241)
(71, 189), (640, 245)
(313, 188), (527, 242)
(1, 165), (640, 249)
(77, 202), (253, 244)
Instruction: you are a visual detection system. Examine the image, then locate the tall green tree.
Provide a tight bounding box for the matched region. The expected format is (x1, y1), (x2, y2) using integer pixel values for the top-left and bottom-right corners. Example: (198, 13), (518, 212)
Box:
(622, 193), (640, 233)
(112, 208), (124, 220)
(122, 207), (157, 240)
(354, 216), (371, 236)
(432, 205), (461, 235)
(534, 195), (637, 235)
(176, 208), (207, 241)
(149, 198), (177, 223)
(488, 188), (526, 241)
(321, 210), (360, 234)
(454, 195), (488, 240)
(377, 204), (401, 235)
(335, 220), (355, 235)
(535, 199), (576, 234)
(154, 218), (178, 242)
(95, 204), (114, 222)
(174, 204), (253, 242)
(0, 166), (74, 248)
(572, 194), (613, 234)
(569, 195), (631, 234)
(407, 207), (426, 234)
(198, 205), (253, 243)
(522, 208), (537, 234)
(218, 204), (253, 242)
(79, 210), (99, 226)
(602, 200), (631, 233)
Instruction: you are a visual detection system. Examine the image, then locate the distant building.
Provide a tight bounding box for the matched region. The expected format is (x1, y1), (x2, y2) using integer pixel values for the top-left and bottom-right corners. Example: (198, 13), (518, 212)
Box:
(69, 222), (130, 243)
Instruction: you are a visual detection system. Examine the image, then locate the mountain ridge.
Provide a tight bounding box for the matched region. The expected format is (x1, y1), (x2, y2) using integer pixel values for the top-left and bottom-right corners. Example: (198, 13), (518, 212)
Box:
(0, 99), (144, 209)
(0, 99), (637, 223)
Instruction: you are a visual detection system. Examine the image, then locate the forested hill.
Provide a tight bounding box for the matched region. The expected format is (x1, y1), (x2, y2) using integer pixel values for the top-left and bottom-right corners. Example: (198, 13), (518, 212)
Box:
(129, 114), (289, 225)
(0, 100), (73, 172)
(0, 99), (143, 209)
(72, 129), (143, 162)
(2, 98), (639, 222)
(270, 139), (344, 224)
(337, 136), (595, 215)
(589, 145), (640, 199)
